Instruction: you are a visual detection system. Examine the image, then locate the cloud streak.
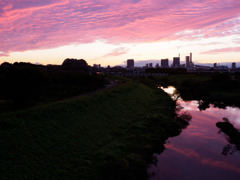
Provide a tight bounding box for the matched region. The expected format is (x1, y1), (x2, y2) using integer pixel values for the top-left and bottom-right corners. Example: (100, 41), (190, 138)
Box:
(0, 52), (9, 57)
(102, 47), (129, 58)
(1, 0), (240, 56)
(166, 144), (240, 174)
(201, 47), (240, 54)
(201, 158), (240, 173)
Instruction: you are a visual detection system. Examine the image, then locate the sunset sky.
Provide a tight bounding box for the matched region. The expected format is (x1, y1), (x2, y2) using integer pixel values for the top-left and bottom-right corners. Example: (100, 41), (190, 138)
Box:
(1, 0), (240, 66)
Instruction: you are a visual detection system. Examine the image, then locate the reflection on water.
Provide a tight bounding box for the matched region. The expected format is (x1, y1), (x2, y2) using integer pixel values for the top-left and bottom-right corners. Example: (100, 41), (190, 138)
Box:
(148, 86), (240, 180)
(159, 86), (181, 101)
(159, 86), (175, 95)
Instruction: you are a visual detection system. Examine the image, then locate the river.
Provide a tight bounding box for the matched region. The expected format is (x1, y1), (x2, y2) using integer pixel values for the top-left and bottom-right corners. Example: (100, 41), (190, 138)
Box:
(148, 86), (240, 180)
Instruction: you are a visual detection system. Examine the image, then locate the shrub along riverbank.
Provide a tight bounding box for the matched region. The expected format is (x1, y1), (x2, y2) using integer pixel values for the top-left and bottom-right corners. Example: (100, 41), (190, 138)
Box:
(155, 73), (240, 108)
(0, 80), (188, 179)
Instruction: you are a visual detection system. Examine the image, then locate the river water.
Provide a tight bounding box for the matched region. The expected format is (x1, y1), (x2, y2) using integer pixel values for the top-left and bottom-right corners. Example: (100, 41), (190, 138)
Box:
(148, 86), (240, 180)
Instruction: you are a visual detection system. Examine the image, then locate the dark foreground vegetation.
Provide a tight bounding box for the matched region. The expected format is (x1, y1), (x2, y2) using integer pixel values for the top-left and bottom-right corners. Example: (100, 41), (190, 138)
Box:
(155, 73), (240, 109)
(0, 61), (106, 113)
(216, 118), (240, 156)
(0, 80), (190, 179)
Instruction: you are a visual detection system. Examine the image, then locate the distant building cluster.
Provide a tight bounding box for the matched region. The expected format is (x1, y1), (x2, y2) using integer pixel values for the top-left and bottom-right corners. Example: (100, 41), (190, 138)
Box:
(93, 64), (101, 68)
(119, 52), (239, 73)
(125, 53), (195, 70)
(89, 52), (239, 76)
(2, 55), (238, 78)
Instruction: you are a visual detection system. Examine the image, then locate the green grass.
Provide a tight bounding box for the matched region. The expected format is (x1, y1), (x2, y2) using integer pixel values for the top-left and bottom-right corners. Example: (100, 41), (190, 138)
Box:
(0, 81), (180, 179)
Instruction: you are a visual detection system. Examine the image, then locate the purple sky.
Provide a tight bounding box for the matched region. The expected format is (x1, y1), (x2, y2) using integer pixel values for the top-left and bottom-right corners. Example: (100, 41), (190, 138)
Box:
(1, 0), (240, 65)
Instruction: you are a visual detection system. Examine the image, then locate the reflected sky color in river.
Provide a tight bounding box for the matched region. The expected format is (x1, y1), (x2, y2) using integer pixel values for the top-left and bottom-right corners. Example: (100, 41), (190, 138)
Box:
(148, 86), (240, 180)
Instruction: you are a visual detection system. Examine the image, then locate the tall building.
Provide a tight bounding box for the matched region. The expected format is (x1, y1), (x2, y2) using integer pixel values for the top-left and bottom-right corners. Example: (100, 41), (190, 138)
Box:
(190, 53), (192, 63)
(149, 63), (153, 68)
(127, 59), (134, 69)
(213, 63), (217, 69)
(185, 56), (190, 70)
(161, 59), (169, 68)
(172, 57), (180, 68)
(232, 62), (236, 69)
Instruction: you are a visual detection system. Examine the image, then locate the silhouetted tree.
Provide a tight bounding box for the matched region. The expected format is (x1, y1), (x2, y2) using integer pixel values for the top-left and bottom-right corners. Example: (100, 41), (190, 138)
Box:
(0, 62), (12, 68)
(1, 64), (49, 104)
(216, 118), (240, 156)
(62, 58), (89, 71)
(198, 100), (210, 111)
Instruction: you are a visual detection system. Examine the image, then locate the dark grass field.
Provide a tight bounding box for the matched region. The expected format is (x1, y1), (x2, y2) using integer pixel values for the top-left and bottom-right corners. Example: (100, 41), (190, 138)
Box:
(0, 80), (183, 179)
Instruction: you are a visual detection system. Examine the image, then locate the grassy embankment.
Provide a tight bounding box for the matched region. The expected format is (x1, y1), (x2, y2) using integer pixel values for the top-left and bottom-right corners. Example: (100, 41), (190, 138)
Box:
(0, 80), (183, 179)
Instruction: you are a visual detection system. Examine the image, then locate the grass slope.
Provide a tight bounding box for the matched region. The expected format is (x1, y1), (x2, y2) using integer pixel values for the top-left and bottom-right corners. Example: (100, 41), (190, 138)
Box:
(0, 81), (179, 179)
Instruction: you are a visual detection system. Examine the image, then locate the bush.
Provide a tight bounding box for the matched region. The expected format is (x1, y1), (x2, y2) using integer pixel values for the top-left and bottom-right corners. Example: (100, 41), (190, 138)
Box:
(1, 65), (49, 103)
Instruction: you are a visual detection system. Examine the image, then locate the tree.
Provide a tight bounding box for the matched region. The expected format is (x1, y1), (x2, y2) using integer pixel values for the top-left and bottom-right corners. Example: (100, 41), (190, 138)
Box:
(2, 64), (49, 104)
(62, 58), (89, 71)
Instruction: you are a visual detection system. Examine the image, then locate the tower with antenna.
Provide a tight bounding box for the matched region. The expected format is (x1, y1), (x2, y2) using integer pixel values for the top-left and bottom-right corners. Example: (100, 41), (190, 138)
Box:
(189, 52), (194, 70)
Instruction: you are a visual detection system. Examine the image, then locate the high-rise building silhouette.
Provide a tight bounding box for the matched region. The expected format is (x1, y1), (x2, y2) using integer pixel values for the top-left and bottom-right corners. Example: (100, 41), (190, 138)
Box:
(161, 59), (169, 67)
(232, 62), (236, 69)
(185, 56), (190, 70)
(172, 57), (180, 68)
(127, 59), (134, 69)
(149, 63), (153, 68)
(213, 63), (217, 69)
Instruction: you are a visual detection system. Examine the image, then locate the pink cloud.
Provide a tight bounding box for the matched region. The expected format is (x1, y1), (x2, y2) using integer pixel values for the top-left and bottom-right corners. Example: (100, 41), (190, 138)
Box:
(166, 144), (200, 159)
(0, 52), (9, 57)
(1, 0), (240, 56)
(102, 47), (129, 57)
(166, 144), (240, 174)
(201, 47), (240, 54)
(201, 158), (240, 173)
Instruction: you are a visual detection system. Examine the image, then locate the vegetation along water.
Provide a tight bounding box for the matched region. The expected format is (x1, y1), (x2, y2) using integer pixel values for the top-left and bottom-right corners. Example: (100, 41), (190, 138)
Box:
(1, 65), (240, 179)
(0, 79), (189, 179)
(147, 73), (240, 180)
(148, 86), (240, 180)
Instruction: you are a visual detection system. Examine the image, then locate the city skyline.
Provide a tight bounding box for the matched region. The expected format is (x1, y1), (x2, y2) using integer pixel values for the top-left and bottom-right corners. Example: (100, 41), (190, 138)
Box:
(1, 0), (240, 66)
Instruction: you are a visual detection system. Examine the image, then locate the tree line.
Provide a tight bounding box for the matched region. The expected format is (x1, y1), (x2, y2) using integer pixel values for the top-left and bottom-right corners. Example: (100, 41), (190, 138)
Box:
(0, 59), (107, 110)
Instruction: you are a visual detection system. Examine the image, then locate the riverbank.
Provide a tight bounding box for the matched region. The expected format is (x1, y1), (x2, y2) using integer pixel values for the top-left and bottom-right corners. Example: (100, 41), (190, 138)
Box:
(148, 86), (240, 180)
(0, 80), (185, 179)
(158, 74), (240, 108)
